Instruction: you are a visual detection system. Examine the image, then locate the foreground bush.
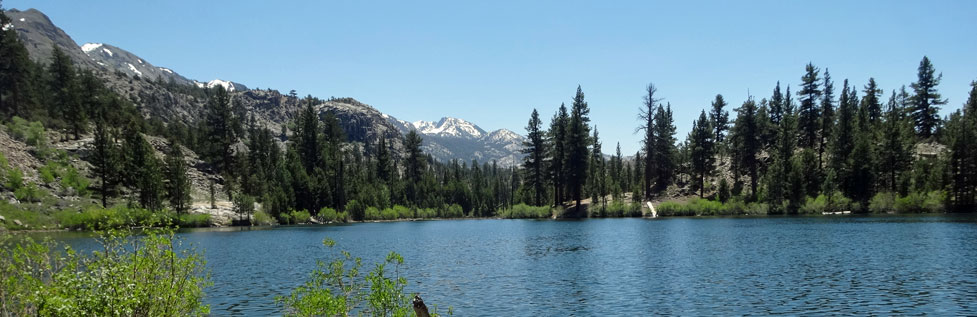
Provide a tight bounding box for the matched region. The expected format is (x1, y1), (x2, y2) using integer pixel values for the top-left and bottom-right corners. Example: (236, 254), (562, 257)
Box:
(54, 206), (211, 230)
(278, 238), (449, 316)
(895, 191), (945, 213)
(498, 203), (551, 219)
(0, 230), (210, 315)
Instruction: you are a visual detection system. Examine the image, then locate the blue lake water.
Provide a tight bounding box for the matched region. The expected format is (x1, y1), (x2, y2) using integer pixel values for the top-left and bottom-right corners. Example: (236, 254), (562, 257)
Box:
(45, 215), (977, 315)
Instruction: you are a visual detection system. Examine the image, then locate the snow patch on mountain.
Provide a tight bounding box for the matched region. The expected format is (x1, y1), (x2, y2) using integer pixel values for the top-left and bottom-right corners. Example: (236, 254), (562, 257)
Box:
(81, 42), (102, 53)
(126, 63), (142, 77)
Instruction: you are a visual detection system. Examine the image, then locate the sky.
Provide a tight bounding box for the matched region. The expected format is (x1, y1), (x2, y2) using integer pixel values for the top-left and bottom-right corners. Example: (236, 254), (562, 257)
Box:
(6, 0), (977, 154)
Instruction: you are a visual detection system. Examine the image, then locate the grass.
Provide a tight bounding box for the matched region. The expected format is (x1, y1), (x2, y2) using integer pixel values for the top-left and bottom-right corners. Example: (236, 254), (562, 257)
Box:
(498, 203), (552, 219)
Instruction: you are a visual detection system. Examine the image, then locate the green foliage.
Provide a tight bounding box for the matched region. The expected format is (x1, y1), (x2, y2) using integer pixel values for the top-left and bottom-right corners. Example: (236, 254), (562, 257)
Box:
(869, 192), (897, 214)
(233, 194), (255, 224)
(598, 200), (642, 217)
(13, 182), (42, 203)
(317, 207), (348, 223)
(894, 191), (945, 214)
(4, 116), (47, 148)
(442, 204), (465, 218)
(498, 203), (551, 219)
(277, 238), (447, 316)
(364, 206), (381, 220)
(53, 205), (210, 230)
(799, 192), (854, 214)
(39, 162), (56, 183)
(0, 201), (56, 230)
(0, 230), (210, 316)
(290, 209), (311, 224)
(655, 198), (769, 216)
(253, 210), (276, 226)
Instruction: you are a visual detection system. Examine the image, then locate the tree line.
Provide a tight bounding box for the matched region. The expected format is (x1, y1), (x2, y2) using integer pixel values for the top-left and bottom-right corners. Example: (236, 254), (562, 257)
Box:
(520, 57), (977, 214)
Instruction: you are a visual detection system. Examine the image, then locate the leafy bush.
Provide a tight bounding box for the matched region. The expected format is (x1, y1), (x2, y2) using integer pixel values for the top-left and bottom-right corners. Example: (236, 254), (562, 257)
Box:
(60, 164), (89, 196)
(13, 182), (42, 203)
(416, 207), (437, 218)
(4, 167), (23, 191)
(869, 192), (897, 214)
(253, 210), (276, 226)
(799, 192), (853, 214)
(600, 200), (642, 217)
(319, 207), (339, 222)
(39, 162), (57, 183)
(277, 238), (447, 316)
(364, 207), (381, 220)
(499, 203), (551, 219)
(291, 210), (311, 224)
(441, 204), (464, 218)
(0, 230), (210, 315)
(392, 205), (412, 219)
(278, 212), (294, 225)
(895, 191), (945, 213)
(345, 199), (366, 221)
(178, 213), (212, 227)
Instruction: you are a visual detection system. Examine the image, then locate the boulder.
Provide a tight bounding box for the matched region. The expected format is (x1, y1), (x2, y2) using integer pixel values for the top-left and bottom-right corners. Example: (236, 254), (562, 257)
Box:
(13, 219), (23, 227)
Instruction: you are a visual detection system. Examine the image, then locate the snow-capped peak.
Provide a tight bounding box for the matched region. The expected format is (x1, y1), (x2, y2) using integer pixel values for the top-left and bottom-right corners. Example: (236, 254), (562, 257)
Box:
(194, 79), (239, 92)
(81, 42), (103, 53)
(408, 117), (486, 139)
(485, 129), (521, 143)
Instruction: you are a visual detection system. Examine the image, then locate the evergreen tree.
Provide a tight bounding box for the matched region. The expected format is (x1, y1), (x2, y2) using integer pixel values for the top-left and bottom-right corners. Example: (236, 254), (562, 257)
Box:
(709, 94), (729, 145)
(732, 98), (761, 198)
(203, 86), (237, 173)
(404, 129), (427, 206)
(849, 89), (875, 205)
(522, 108), (547, 206)
(769, 81), (785, 126)
(375, 136), (392, 184)
(637, 83), (659, 199)
(47, 46), (82, 137)
(830, 80), (856, 196)
(90, 115), (119, 207)
(0, 6), (36, 120)
(878, 89), (915, 193)
(588, 126), (605, 206)
(862, 78), (883, 125)
(165, 141), (192, 215)
(689, 111), (714, 197)
(548, 103), (569, 206)
(798, 63), (822, 148)
(910, 56), (947, 139)
(652, 103), (678, 192)
(818, 69), (835, 171)
(948, 82), (977, 210)
(566, 86), (591, 209)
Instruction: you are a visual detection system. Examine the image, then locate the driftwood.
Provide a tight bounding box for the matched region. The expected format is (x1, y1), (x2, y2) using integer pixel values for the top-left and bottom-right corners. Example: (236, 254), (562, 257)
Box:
(412, 295), (430, 317)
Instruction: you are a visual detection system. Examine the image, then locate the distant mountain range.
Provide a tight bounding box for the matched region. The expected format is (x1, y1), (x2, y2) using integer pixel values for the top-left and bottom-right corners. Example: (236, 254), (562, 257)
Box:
(4, 8), (525, 167)
(386, 116), (524, 167)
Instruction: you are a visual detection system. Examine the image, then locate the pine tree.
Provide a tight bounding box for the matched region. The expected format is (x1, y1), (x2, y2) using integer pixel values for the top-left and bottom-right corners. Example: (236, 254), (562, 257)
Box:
(566, 86), (591, 210)
(689, 111), (714, 197)
(849, 88), (875, 205)
(47, 46), (82, 137)
(0, 6), (36, 120)
(709, 94), (729, 145)
(862, 78), (883, 126)
(588, 126), (605, 207)
(798, 63), (822, 149)
(165, 141), (192, 215)
(203, 86), (237, 173)
(637, 83), (659, 199)
(375, 136), (392, 184)
(948, 82), (977, 210)
(830, 79), (856, 196)
(769, 81), (785, 127)
(652, 103), (678, 192)
(404, 129), (426, 206)
(548, 104), (569, 206)
(878, 89), (915, 193)
(732, 98), (761, 198)
(90, 115), (119, 207)
(910, 56), (947, 139)
(522, 108), (547, 206)
(818, 69), (835, 171)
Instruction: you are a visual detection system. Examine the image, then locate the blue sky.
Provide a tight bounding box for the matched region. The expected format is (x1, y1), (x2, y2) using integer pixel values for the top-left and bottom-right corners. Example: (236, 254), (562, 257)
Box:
(7, 0), (977, 154)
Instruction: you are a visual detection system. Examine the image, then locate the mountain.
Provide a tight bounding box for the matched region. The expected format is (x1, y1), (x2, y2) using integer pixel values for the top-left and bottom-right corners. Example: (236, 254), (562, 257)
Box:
(5, 7), (519, 166)
(387, 116), (525, 167)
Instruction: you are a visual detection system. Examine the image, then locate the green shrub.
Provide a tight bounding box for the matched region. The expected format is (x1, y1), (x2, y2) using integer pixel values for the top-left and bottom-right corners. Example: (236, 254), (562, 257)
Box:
(441, 204), (464, 218)
(319, 207), (339, 222)
(278, 212), (294, 225)
(253, 210), (276, 226)
(290, 210), (311, 224)
(0, 201), (55, 230)
(416, 207), (437, 218)
(14, 183), (42, 203)
(688, 198), (725, 216)
(869, 192), (897, 214)
(39, 163), (57, 183)
(655, 201), (691, 216)
(277, 238), (448, 316)
(178, 213), (212, 227)
(345, 199), (366, 221)
(60, 164), (89, 196)
(55, 206), (174, 230)
(4, 167), (23, 191)
(392, 205), (412, 219)
(895, 191), (945, 213)
(499, 203), (551, 219)
(364, 207), (381, 220)
(380, 207), (398, 220)
(0, 230), (210, 315)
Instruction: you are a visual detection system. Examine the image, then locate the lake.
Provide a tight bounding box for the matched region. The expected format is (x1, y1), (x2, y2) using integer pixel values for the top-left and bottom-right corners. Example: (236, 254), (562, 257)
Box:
(44, 215), (977, 315)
